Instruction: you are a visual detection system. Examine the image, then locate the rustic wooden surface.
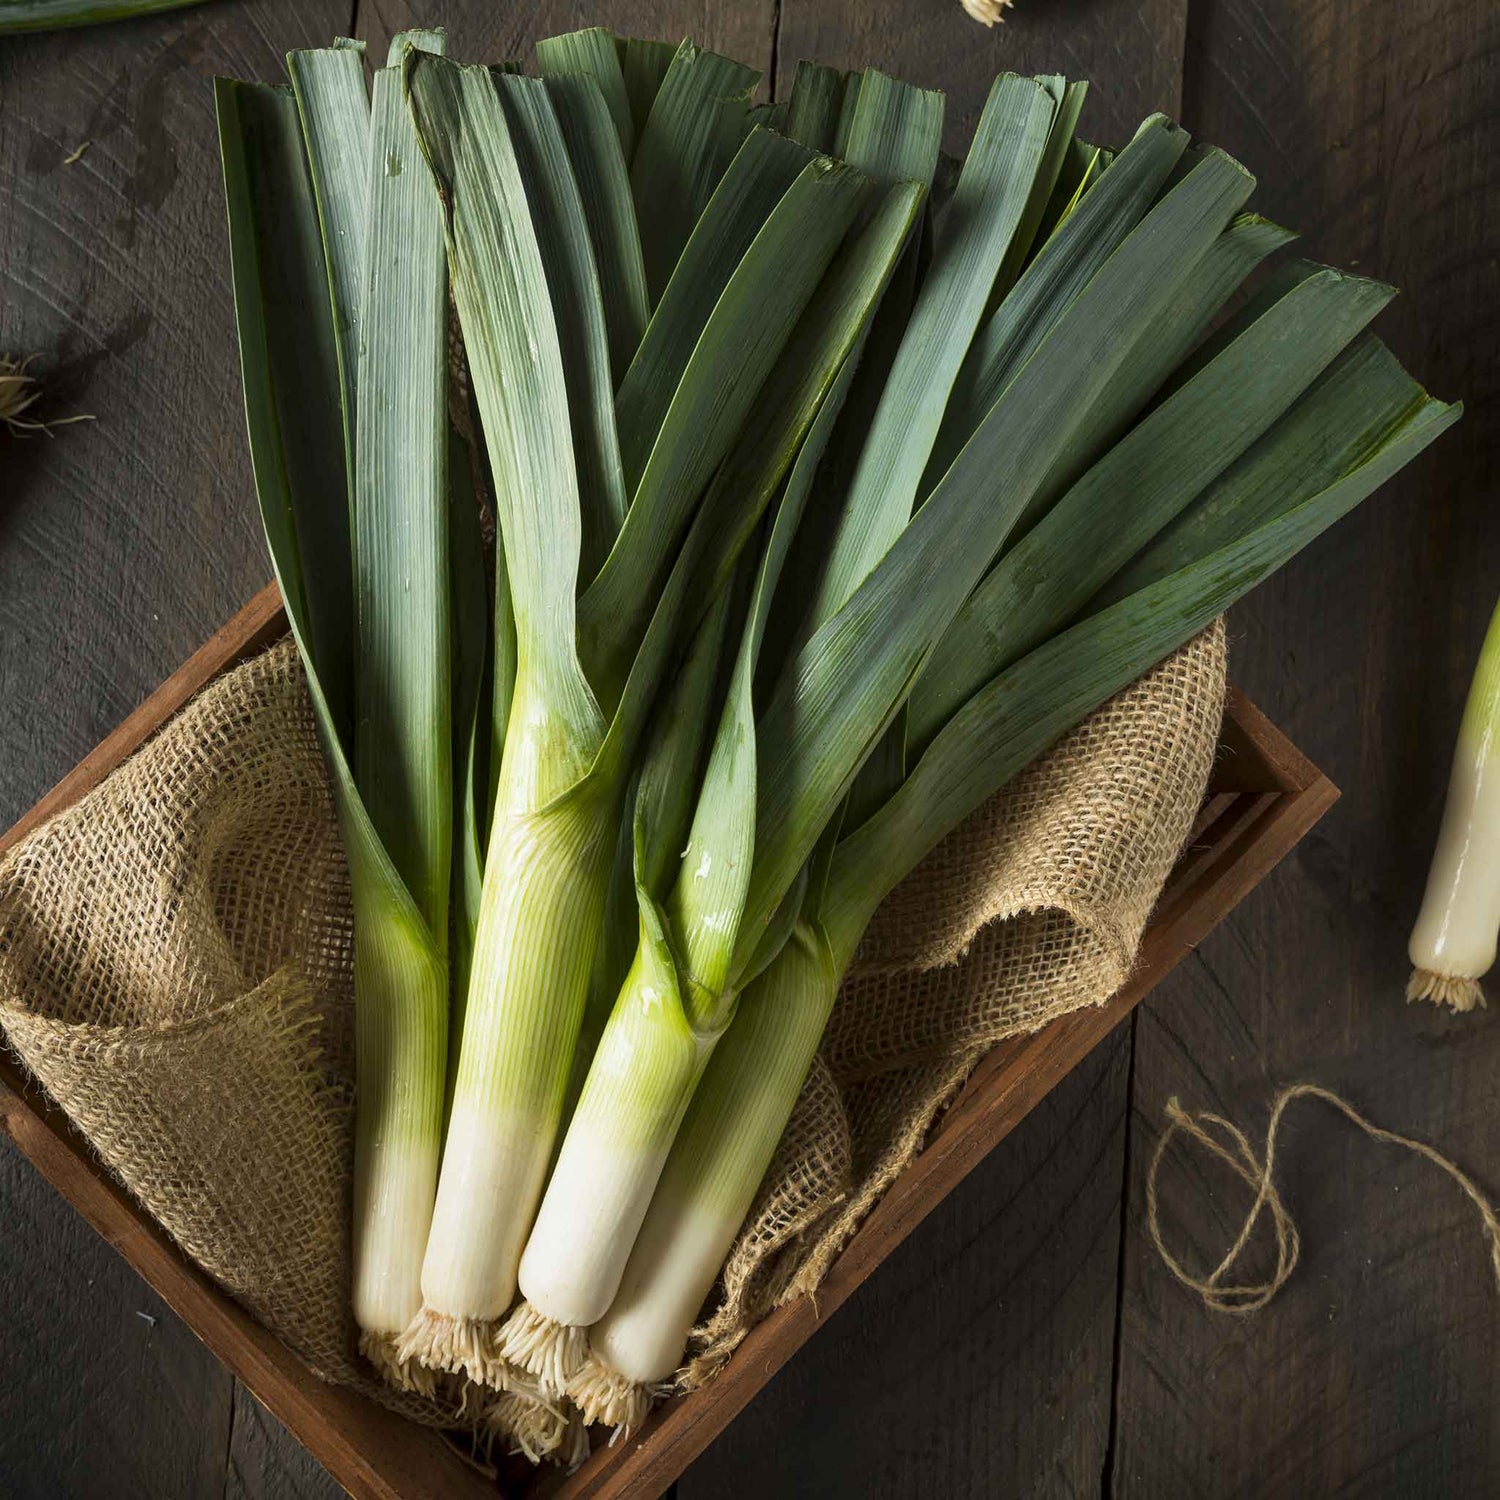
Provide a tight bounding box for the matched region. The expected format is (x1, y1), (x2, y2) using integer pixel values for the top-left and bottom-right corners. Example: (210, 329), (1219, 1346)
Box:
(0, 0), (1494, 1497)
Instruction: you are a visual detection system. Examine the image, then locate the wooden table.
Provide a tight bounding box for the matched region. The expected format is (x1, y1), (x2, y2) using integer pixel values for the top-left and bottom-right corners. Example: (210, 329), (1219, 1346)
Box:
(1, 1), (1495, 1495)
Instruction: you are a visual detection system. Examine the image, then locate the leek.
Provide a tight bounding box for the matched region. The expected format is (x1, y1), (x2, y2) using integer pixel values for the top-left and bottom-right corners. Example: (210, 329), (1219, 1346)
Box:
(505, 72), (1070, 1376)
(586, 341), (1459, 1409)
(0, 0), (205, 32)
(1408, 596), (1500, 1011)
(216, 28), (457, 1390)
(502, 154), (925, 1388)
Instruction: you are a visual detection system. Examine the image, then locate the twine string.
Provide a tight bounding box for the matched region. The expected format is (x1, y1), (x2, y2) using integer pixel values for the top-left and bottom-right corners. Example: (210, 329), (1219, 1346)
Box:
(1147, 1082), (1500, 1314)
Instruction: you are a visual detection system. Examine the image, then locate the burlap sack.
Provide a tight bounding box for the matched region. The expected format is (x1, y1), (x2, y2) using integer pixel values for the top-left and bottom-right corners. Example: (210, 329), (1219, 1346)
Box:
(0, 619), (1224, 1416)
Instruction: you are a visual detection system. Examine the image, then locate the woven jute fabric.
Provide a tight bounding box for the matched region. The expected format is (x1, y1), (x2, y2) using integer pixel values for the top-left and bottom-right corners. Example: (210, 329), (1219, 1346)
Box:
(0, 641), (460, 1426)
(0, 619), (1223, 1414)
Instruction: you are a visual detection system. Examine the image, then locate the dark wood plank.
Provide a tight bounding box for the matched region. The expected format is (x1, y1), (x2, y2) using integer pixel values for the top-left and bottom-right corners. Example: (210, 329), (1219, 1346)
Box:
(0, 7), (346, 1498)
(773, 0), (1189, 153)
(682, 5), (1191, 1493)
(351, 0), (776, 91)
(1114, 0), (1500, 1490)
(226, 1386), (345, 1500)
(680, 1035), (1134, 1500)
(0, 1142), (232, 1499)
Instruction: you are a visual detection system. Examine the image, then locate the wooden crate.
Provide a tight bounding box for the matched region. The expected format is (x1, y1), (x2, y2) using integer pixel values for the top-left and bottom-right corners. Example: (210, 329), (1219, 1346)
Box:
(0, 586), (1337, 1500)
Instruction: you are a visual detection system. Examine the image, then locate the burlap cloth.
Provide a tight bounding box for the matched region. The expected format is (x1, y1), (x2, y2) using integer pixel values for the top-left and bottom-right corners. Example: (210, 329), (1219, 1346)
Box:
(0, 618), (1224, 1420)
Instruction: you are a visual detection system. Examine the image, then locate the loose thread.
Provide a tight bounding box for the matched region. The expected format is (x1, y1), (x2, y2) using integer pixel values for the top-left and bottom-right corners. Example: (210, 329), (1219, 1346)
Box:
(1147, 1083), (1500, 1314)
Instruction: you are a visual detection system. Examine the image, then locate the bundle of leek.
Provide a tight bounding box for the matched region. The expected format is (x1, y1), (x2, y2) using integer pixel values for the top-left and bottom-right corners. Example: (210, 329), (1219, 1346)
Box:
(499, 57), (1459, 1395)
(563, 66), (1457, 1423)
(212, 23), (1458, 1432)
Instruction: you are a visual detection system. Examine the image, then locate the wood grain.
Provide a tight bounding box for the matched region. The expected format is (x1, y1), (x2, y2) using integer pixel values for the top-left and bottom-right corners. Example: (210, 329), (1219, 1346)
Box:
(0, 7), (344, 1497)
(1112, 0), (1500, 1492)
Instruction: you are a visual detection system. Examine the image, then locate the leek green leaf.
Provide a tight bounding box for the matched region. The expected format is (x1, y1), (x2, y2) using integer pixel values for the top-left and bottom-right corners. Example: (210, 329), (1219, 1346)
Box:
(612, 129), (816, 498)
(808, 72), (1062, 626)
(287, 40), (369, 519)
(544, 74), (650, 384)
(537, 26), (634, 157)
(926, 114), (1191, 493)
(739, 147), (1258, 961)
(494, 71), (627, 580)
(910, 264), (1396, 751)
(631, 40), (762, 301)
(825, 359), (1461, 952)
(785, 61), (849, 152)
(578, 154), (871, 705)
(355, 53), (451, 947)
(620, 37), (678, 145)
(406, 52), (603, 793)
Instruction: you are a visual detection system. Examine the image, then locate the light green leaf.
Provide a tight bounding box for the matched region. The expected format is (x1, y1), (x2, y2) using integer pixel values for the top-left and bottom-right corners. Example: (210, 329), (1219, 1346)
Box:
(494, 70), (627, 581)
(406, 53), (604, 798)
(544, 73), (650, 385)
(354, 55), (452, 947)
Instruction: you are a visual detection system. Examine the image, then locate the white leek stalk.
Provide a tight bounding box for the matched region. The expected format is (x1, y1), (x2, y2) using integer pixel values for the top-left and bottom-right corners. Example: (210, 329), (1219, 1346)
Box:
(584, 922), (838, 1404)
(1408, 597), (1500, 1011)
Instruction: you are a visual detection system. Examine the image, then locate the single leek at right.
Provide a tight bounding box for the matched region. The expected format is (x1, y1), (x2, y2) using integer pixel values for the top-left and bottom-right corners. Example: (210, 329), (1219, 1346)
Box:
(1408, 595), (1500, 1011)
